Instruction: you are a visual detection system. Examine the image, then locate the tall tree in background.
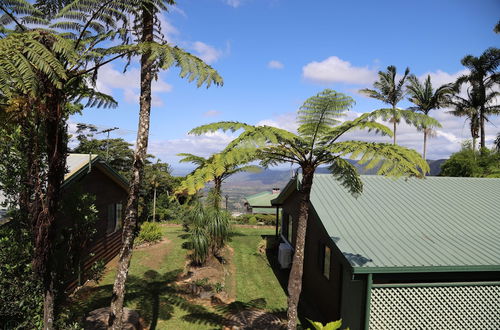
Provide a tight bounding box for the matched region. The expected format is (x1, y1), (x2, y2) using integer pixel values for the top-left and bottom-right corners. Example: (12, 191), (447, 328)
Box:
(360, 66), (440, 145)
(447, 89), (482, 152)
(455, 47), (500, 150)
(108, 1), (223, 327)
(190, 89), (429, 329)
(406, 75), (451, 159)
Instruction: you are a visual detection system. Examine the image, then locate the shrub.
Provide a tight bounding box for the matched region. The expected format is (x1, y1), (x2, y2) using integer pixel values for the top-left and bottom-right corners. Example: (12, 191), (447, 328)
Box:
(234, 213), (276, 226)
(0, 226), (43, 329)
(136, 222), (163, 245)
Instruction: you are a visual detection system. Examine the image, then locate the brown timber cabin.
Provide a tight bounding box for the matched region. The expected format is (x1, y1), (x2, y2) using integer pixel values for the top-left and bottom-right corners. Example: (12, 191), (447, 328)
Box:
(62, 154), (128, 290)
(271, 174), (500, 330)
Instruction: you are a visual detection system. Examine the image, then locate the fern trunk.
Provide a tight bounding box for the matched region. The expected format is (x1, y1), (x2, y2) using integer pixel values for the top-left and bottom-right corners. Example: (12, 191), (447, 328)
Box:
(108, 3), (154, 328)
(35, 97), (66, 330)
(286, 166), (314, 330)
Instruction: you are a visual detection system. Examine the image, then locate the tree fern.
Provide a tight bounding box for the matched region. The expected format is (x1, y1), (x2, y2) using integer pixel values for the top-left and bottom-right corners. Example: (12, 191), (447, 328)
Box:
(187, 88), (429, 330)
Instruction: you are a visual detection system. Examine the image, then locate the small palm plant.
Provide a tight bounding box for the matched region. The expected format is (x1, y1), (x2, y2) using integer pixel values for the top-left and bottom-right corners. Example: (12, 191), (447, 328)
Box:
(189, 88), (429, 329)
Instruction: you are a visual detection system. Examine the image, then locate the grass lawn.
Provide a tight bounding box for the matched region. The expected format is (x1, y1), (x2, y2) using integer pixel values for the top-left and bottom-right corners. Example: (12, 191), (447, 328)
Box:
(70, 225), (287, 329)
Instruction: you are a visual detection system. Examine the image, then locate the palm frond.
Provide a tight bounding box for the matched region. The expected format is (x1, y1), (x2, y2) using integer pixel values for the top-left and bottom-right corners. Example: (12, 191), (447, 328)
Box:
(329, 141), (429, 178)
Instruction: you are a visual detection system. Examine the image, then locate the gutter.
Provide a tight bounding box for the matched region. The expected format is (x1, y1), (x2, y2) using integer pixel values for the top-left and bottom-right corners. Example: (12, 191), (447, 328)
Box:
(364, 273), (373, 330)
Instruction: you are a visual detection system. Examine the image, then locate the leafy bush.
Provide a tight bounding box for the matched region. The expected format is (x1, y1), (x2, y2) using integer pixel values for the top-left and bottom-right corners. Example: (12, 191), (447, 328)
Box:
(136, 222), (163, 245)
(233, 213), (276, 226)
(0, 226), (43, 329)
(307, 318), (347, 330)
(440, 144), (500, 178)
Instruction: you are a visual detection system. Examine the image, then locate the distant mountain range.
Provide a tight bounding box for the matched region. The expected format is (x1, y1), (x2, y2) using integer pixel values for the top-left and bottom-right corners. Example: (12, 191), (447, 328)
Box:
(224, 159), (447, 187)
(185, 159), (447, 212)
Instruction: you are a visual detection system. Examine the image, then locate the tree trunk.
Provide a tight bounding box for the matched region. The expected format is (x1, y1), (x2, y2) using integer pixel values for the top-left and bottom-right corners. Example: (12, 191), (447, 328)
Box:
(423, 130), (427, 160)
(480, 106), (486, 151)
(108, 4), (154, 329)
(393, 120), (397, 145)
(286, 166), (314, 330)
(34, 98), (66, 330)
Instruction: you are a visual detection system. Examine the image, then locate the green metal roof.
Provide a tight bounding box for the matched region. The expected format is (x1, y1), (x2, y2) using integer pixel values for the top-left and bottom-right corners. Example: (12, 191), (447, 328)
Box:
(245, 191), (273, 206)
(298, 175), (500, 272)
(244, 192), (278, 214)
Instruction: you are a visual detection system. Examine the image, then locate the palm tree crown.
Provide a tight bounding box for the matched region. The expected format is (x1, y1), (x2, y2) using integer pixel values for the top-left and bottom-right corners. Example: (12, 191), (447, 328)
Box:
(359, 66), (440, 145)
(406, 75), (450, 159)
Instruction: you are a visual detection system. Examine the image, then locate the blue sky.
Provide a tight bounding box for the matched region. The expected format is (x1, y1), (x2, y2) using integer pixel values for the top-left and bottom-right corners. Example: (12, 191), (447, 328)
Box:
(70, 0), (500, 168)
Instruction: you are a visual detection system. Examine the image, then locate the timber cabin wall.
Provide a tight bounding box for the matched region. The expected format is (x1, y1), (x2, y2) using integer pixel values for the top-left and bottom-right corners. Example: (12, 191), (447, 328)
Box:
(280, 190), (344, 323)
(62, 163), (127, 291)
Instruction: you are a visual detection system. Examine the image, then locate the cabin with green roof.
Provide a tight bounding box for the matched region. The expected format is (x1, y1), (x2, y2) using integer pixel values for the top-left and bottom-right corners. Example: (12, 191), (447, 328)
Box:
(272, 174), (500, 330)
(63, 154), (128, 290)
(243, 188), (281, 214)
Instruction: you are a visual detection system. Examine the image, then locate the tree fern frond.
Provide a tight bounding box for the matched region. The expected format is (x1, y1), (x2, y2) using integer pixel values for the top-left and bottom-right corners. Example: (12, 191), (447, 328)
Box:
(327, 158), (363, 196)
(330, 141), (429, 178)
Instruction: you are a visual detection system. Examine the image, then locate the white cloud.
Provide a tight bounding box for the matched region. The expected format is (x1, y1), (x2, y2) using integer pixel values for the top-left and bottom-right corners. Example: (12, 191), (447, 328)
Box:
(418, 69), (468, 88)
(191, 41), (223, 64)
(203, 110), (222, 117)
(158, 14), (180, 42)
(95, 64), (172, 107)
(339, 109), (500, 159)
(148, 131), (236, 164)
(256, 112), (298, 133)
(302, 56), (377, 85)
(268, 60), (284, 69)
(224, 0), (242, 8)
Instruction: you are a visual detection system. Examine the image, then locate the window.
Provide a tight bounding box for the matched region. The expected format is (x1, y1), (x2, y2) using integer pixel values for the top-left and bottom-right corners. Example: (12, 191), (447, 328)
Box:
(107, 203), (123, 233)
(288, 215), (293, 243)
(319, 243), (331, 280)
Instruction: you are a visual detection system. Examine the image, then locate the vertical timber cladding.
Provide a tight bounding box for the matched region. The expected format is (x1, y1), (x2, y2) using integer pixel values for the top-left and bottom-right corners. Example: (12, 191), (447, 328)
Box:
(369, 283), (500, 330)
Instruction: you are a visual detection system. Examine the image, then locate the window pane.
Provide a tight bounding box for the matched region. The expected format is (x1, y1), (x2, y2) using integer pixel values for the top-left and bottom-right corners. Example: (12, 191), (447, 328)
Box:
(107, 204), (115, 233)
(323, 246), (331, 279)
(115, 203), (123, 231)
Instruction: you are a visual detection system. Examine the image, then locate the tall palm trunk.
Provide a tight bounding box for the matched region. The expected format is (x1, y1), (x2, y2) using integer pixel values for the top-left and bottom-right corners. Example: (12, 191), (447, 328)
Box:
(423, 130), (427, 160)
(480, 106), (486, 151)
(392, 106), (397, 145)
(286, 166), (314, 330)
(108, 4), (154, 328)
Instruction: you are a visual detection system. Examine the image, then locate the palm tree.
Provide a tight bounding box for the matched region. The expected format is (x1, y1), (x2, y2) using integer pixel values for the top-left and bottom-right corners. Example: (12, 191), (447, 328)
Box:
(190, 89), (429, 329)
(360, 65), (440, 145)
(494, 132), (500, 151)
(446, 89), (481, 152)
(108, 1), (223, 327)
(455, 47), (500, 150)
(447, 88), (499, 152)
(406, 75), (451, 159)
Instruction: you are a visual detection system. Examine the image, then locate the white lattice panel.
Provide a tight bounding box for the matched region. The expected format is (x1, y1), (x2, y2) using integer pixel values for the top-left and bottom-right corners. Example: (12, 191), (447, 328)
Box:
(369, 284), (500, 330)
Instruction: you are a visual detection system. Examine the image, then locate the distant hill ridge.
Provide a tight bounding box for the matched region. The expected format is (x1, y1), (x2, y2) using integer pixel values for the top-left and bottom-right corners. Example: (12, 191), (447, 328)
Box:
(224, 159), (446, 187)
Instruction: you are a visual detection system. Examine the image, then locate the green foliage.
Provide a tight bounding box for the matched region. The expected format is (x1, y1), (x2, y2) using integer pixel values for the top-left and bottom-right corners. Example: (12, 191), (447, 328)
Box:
(176, 151), (261, 196)
(234, 213), (276, 226)
(214, 282), (224, 293)
(186, 201), (231, 265)
(188, 88), (429, 198)
(440, 144), (500, 178)
(136, 222), (163, 245)
(87, 259), (106, 284)
(307, 318), (347, 330)
(0, 226), (43, 328)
